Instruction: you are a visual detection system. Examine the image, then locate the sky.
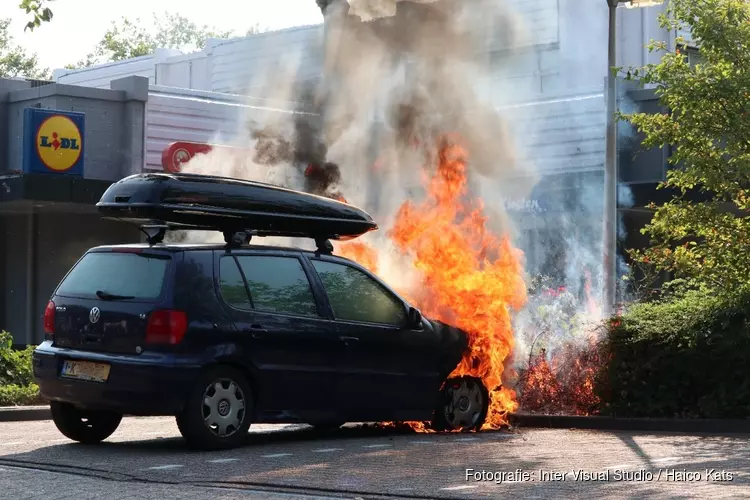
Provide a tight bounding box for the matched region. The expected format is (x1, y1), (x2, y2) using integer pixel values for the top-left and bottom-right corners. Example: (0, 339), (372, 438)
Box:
(3, 0), (324, 71)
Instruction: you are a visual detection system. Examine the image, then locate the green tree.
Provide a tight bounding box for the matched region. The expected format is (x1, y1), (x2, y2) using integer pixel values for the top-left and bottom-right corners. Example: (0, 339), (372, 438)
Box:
(18, 0), (55, 31)
(0, 18), (49, 78)
(621, 0), (750, 296)
(66, 13), (262, 69)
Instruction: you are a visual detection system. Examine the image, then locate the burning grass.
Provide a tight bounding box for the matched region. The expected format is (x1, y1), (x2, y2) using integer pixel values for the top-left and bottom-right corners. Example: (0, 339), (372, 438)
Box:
(507, 269), (609, 417)
(516, 341), (604, 416)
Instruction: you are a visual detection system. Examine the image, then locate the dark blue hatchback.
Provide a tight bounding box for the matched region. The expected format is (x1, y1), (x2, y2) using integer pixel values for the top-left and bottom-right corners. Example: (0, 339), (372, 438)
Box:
(34, 242), (484, 450)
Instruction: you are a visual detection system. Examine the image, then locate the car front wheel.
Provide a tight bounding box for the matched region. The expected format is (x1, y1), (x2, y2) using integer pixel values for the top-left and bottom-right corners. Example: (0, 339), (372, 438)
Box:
(176, 366), (253, 450)
(50, 401), (122, 444)
(432, 376), (489, 432)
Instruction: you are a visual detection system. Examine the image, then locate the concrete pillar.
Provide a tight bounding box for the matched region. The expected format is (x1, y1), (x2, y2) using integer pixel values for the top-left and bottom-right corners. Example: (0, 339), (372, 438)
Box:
(25, 210), (37, 345)
(0, 79), (32, 174)
(2, 211), (34, 345)
(110, 76), (148, 178)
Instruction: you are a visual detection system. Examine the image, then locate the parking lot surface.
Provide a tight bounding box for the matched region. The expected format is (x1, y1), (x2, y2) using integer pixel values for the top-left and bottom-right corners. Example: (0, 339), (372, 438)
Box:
(0, 417), (748, 499)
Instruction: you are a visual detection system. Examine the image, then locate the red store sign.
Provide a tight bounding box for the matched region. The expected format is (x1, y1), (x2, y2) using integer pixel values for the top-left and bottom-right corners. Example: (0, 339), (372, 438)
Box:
(161, 141), (243, 173)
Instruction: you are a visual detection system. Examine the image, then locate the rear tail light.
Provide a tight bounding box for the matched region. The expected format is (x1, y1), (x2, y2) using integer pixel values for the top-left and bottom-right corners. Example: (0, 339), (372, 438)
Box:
(145, 310), (188, 345)
(43, 301), (55, 335)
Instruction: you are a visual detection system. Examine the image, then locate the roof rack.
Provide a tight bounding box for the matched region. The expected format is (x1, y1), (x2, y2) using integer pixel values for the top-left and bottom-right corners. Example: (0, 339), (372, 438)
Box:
(133, 221), (335, 254)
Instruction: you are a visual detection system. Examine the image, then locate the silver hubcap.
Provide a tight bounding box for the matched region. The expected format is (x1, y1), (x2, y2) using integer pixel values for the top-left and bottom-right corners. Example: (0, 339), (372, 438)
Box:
(443, 379), (485, 430)
(202, 378), (246, 437)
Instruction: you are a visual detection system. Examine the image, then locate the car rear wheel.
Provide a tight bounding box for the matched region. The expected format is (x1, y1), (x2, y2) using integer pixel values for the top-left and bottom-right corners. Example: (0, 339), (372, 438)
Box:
(432, 376), (489, 432)
(176, 366), (253, 450)
(50, 401), (122, 444)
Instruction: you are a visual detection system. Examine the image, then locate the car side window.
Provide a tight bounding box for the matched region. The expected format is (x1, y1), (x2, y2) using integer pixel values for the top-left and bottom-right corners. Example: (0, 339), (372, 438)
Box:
(219, 256), (252, 309)
(235, 255), (319, 317)
(311, 260), (406, 326)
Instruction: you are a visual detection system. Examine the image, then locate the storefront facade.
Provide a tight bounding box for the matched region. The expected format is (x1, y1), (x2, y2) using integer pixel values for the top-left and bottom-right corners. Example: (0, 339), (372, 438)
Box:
(0, 76), (148, 345)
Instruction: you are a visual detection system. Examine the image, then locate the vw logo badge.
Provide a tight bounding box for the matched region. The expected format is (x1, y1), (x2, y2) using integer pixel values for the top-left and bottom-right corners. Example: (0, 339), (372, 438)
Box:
(89, 307), (100, 324)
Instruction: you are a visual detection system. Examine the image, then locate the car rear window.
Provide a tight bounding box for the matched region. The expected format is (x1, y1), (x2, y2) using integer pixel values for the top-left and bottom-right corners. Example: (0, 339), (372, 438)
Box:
(56, 251), (171, 301)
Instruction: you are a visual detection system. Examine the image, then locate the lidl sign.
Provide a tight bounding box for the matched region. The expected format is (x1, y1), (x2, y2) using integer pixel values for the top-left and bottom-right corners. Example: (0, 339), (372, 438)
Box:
(23, 108), (85, 176)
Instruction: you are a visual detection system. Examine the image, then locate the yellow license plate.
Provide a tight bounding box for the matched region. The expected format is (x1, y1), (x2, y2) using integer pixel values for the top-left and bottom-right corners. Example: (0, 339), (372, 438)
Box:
(61, 361), (111, 382)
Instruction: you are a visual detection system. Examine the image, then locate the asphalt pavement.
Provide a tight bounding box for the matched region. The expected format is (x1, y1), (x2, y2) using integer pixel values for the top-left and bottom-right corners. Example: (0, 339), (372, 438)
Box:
(0, 417), (748, 499)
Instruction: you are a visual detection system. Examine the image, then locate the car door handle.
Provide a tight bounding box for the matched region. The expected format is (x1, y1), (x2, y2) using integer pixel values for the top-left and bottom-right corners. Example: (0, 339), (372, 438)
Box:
(340, 336), (359, 345)
(247, 325), (268, 338)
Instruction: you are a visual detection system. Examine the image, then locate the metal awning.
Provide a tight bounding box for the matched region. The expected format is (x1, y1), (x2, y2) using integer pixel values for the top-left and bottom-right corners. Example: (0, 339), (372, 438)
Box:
(0, 174), (113, 212)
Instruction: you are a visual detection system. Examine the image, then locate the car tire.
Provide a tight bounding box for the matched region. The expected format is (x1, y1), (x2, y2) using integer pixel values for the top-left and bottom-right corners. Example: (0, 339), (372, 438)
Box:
(432, 376), (489, 432)
(176, 366), (253, 451)
(49, 401), (122, 444)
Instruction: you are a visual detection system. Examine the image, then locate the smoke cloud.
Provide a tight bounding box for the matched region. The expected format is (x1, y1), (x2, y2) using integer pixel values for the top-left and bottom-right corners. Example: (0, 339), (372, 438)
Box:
(178, 0), (634, 390)
(178, 0), (535, 248)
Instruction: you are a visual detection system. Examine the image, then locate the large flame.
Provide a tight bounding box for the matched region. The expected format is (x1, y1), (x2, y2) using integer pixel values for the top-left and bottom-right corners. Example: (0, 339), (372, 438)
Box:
(336, 241), (380, 275)
(339, 135), (527, 430)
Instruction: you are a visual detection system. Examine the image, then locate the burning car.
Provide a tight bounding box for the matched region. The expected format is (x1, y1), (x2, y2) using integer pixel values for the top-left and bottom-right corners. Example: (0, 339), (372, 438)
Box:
(32, 172), (489, 450)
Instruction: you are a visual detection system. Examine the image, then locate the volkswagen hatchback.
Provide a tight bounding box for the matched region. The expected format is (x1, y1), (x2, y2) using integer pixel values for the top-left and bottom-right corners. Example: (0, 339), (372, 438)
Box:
(33, 243), (490, 449)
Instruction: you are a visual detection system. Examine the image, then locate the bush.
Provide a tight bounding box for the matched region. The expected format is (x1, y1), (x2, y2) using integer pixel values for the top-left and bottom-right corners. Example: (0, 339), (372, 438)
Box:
(598, 289), (750, 418)
(0, 331), (35, 386)
(0, 384), (41, 406)
(0, 331), (40, 406)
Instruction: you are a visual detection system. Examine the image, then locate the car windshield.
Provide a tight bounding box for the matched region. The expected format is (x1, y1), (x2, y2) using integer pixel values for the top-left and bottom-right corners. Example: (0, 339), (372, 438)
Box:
(55, 251), (170, 301)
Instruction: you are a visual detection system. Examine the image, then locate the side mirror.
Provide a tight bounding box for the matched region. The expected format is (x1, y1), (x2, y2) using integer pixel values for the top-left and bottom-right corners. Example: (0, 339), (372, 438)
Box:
(408, 307), (423, 329)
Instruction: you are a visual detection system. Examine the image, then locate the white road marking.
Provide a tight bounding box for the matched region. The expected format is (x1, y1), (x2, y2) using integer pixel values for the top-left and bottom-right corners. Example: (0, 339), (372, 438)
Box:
(147, 465), (184, 470)
(313, 448), (342, 453)
(410, 440), (433, 444)
(455, 437), (479, 442)
(652, 457), (680, 463)
(441, 485), (478, 491)
(363, 444), (392, 448)
(0, 442), (23, 446)
(261, 453), (293, 458)
(208, 458), (240, 463)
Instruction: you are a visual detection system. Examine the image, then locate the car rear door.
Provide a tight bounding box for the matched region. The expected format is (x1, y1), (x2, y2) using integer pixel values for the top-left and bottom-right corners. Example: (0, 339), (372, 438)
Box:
(50, 248), (174, 355)
(306, 256), (443, 421)
(215, 250), (341, 415)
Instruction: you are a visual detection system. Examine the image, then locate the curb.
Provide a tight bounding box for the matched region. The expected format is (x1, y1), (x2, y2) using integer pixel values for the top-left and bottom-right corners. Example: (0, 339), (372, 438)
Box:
(3, 406), (750, 433)
(0, 405), (51, 422)
(509, 413), (750, 434)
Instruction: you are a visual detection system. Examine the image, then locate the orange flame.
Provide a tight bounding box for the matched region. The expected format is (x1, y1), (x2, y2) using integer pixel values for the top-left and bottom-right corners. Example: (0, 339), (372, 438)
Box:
(583, 269), (601, 318)
(339, 135), (527, 430)
(337, 241), (380, 274)
(517, 352), (561, 413)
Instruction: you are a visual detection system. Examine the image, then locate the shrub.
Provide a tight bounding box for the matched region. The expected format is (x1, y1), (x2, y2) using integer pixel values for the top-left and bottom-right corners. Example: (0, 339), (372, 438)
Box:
(598, 289), (750, 418)
(0, 331), (40, 406)
(0, 331), (35, 386)
(0, 384), (41, 406)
